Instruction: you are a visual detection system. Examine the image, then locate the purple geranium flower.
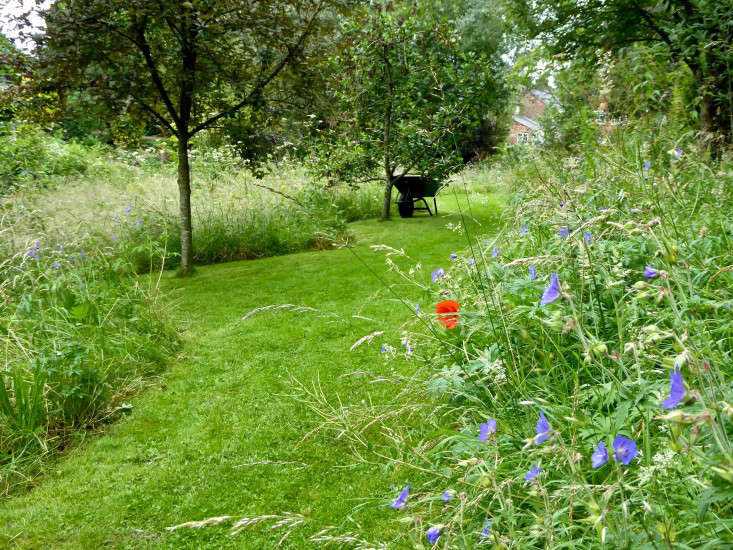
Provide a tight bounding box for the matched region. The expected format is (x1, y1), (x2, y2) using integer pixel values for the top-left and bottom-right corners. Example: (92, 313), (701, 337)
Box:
(558, 226), (569, 238)
(529, 264), (537, 281)
(584, 231), (591, 244)
(535, 411), (550, 444)
(114, 213), (120, 221)
(136, 220), (142, 227)
(415, 304), (420, 314)
(520, 224), (528, 236)
(390, 485), (410, 509)
(469, 258), (475, 267)
(59, 245), (64, 252)
(591, 441), (608, 469)
(381, 344), (386, 353)
(540, 273), (561, 306)
(431, 268), (446, 282)
(643, 161), (651, 171)
(525, 465), (542, 481)
(662, 365), (685, 409)
(426, 526), (441, 544)
(478, 418), (497, 441)
(613, 436), (637, 465)
(491, 248), (500, 258)
(441, 491), (451, 502)
(559, 202), (564, 207)
(450, 253), (457, 259)
(631, 209), (638, 215)
(674, 147), (682, 159)
(28, 249), (36, 259)
(113, 234), (118, 242)
(600, 207), (607, 212)
(643, 266), (658, 279)
(480, 518), (491, 538)
(53, 261), (60, 270)
(125, 204), (132, 213)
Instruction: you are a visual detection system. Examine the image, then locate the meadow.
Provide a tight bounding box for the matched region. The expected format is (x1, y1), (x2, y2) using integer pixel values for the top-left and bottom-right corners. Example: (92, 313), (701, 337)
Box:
(0, 120), (732, 548)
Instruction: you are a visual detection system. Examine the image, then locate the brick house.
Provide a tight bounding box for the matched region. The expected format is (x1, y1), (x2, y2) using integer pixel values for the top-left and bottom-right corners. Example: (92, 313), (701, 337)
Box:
(508, 90), (558, 145)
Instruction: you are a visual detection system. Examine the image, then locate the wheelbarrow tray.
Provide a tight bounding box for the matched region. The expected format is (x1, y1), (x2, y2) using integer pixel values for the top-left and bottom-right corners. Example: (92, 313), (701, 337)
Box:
(393, 175), (443, 217)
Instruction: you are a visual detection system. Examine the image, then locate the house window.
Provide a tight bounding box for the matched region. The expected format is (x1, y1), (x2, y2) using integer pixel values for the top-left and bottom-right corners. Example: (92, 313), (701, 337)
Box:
(517, 132), (530, 143)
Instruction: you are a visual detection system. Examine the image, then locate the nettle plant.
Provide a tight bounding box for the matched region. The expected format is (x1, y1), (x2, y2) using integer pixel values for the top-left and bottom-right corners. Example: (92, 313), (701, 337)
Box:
(369, 133), (733, 547)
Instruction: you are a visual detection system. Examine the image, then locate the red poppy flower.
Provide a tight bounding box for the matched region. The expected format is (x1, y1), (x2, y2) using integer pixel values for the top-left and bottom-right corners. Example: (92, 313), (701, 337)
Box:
(436, 300), (460, 329)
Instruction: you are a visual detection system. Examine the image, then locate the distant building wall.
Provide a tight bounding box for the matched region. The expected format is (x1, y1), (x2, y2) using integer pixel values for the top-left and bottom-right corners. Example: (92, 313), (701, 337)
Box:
(509, 120), (534, 145)
(521, 93), (547, 121)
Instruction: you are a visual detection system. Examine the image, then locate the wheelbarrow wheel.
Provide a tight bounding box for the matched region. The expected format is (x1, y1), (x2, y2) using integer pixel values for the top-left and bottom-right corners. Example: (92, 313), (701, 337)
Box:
(397, 193), (414, 218)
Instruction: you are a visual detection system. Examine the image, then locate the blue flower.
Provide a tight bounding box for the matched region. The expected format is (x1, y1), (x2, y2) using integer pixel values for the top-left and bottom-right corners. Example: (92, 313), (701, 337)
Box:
(115, 213), (120, 221)
(529, 264), (537, 281)
(643, 161), (651, 171)
(125, 205), (132, 213)
(59, 245), (64, 252)
(79, 251), (84, 258)
(520, 224), (528, 236)
(674, 147), (682, 159)
(662, 364), (685, 409)
(469, 258), (475, 267)
(441, 491), (451, 502)
(401, 338), (412, 352)
(584, 231), (591, 244)
(381, 344), (387, 353)
(559, 202), (564, 207)
(450, 253), (457, 259)
(136, 220), (142, 227)
(113, 234), (118, 242)
(432, 268), (446, 282)
(34, 241), (39, 249)
(28, 249), (36, 259)
(478, 418), (497, 441)
(491, 248), (500, 258)
(390, 485), (410, 509)
(535, 411), (550, 444)
(53, 261), (60, 270)
(480, 518), (491, 538)
(540, 273), (561, 306)
(591, 441), (608, 469)
(613, 435), (637, 465)
(631, 209), (638, 215)
(557, 226), (569, 238)
(600, 207), (606, 212)
(426, 526), (441, 544)
(525, 465), (542, 481)
(415, 304), (420, 314)
(643, 266), (658, 279)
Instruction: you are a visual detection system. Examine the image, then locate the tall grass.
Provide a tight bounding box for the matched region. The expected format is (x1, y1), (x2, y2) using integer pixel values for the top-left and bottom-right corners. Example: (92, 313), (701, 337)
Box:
(303, 122), (733, 547)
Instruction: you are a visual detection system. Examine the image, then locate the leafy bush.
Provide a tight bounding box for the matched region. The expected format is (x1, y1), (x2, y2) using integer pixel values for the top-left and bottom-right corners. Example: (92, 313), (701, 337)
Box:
(313, 124), (733, 547)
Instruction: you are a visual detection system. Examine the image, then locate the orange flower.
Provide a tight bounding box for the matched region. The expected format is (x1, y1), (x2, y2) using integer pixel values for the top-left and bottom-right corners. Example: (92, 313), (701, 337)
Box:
(436, 300), (460, 329)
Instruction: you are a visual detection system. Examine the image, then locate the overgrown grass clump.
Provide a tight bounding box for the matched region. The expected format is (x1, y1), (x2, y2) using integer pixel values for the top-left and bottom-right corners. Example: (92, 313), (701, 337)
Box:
(314, 126), (733, 547)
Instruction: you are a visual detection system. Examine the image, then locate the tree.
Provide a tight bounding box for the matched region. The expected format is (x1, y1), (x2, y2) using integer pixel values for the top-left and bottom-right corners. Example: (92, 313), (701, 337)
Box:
(18, 0), (350, 275)
(509, 0), (732, 151)
(309, 2), (509, 219)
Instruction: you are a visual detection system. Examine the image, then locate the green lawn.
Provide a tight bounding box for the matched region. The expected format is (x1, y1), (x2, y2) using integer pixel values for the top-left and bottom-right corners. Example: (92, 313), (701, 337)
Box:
(0, 191), (503, 549)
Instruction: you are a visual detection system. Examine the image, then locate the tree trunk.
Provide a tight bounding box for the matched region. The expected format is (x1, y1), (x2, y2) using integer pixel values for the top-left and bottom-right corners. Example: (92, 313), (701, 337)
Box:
(381, 174), (394, 219)
(177, 135), (194, 276)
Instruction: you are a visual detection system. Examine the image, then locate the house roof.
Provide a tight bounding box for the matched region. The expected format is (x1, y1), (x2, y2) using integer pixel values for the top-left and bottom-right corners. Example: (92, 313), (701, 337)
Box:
(512, 115), (540, 131)
(529, 89), (560, 108)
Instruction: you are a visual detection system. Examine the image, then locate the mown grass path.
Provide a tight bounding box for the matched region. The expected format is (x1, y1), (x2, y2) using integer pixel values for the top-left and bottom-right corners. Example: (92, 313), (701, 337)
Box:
(0, 192), (503, 549)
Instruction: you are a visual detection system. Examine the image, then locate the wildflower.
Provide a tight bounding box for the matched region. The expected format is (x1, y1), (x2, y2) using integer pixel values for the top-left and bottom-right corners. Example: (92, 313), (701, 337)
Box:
(450, 253), (457, 259)
(478, 418), (497, 441)
(600, 207), (606, 212)
(643, 161), (651, 171)
(28, 249), (36, 259)
(559, 202), (564, 207)
(79, 251), (84, 258)
(125, 205), (132, 213)
(631, 209), (638, 215)
(115, 213), (120, 221)
(540, 274), (561, 306)
(113, 234), (118, 242)
(381, 344), (386, 353)
(591, 441), (608, 469)
(401, 338), (413, 353)
(535, 411), (550, 444)
(613, 435), (638, 465)
(469, 258), (475, 267)
(59, 245), (64, 252)
(584, 231), (591, 244)
(480, 518), (491, 538)
(390, 485), (410, 509)
(431, 268), (446, 282)
(415, 304), (420, 314)
(520, 224), (528, 236)
(525, 465), (542, 481)
(674, 147), (682, 159)
(441, 491), (451, 502)
(529, 264), (537, 281)
(491, 248), (500, 258)
(136, 220), (142, 227)
(34, 241), (39, 249)
(661, 364), (685, 409)
(436, 300), (460, 329)
(643, 266), (658, 279)
(557, 226), (569, 238)
(426, 526), (441, 544)
(53, 261), (60, 270)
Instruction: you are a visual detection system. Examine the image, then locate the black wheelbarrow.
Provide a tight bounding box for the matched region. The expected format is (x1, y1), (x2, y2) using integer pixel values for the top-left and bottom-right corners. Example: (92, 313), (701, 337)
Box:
(393, 175), (442, 218)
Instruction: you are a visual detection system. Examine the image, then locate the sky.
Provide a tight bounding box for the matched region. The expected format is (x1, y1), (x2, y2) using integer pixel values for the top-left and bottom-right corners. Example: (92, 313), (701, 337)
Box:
(0, 0), (50, 49)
